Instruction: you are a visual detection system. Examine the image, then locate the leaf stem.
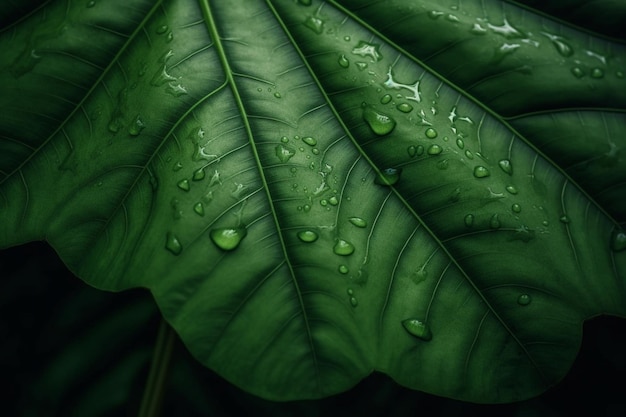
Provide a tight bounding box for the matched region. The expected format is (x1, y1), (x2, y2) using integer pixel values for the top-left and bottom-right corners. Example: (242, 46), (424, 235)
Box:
(137, 318), (177, 417)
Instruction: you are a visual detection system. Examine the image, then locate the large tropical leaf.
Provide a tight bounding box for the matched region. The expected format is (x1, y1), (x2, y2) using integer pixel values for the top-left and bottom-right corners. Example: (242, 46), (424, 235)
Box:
(1, 0), (625, 403)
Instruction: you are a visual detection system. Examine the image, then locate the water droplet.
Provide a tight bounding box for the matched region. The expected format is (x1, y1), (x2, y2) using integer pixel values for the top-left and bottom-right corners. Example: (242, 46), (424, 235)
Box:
(396, 103), (413, 113)
(489, 213), (501, 229)
(464, 149), (474, 159)
(338, 265), (349, 274)
(402, 319), (432, 341)
(362, 106), (396, 135)
(297, 230), (318, 243)
(498, 159), (512, 175)
(428, 11), (444, 19)
(415, 145), (424, 156)
(193, 202), (205, 216)
(304, 16), (324, 34)
(611, 228), (626, 252)
(351, 41), (382, 61)
(407, 145), (417, 157)
(437, 159), (449, 170)
(338, 54), (350, 68)
(512, 203), (521, 213)
(591, 68), (604, 78)
(355, 62), (368, 71)
(349, 217), (367, 228)
(427, 144), (443, 155)
(166, 32), (174, 43)
(473, 166), (490, 178)
(276, 144), (296, 163)
(86, 0), (96, 8)
(156, 24), (168, 34)
(210, 227), (247, 251)
(165, 232), (182, 255)
(559, 215), (570, 224)
(617, 70), (624, 78)
(302, 137), (317, 146)
(571, 67), (585, 78)
(173, 161), (183, 171)
(177, 179), (190, 191)
(541, 32), (573, 57)
(333, 239), (355, 256)
(192, 168), (205, 181)
(517, 294), (531, 306)
(464, 214), (474, 227)
(505, 185), (518, 194)
(347, 288), (354, 296)
(456, 138), (464, 149)
(380, 94), (392, 104)
(375, 168), (401, 186)
(349, 297), (358, 307)
(425, 127), (437, 138)
(411, 267), (428, 284)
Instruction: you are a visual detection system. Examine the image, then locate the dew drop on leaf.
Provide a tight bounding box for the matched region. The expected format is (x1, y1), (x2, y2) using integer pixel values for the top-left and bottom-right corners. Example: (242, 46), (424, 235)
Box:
(362, 105), (396, 135)
(456, 138), (464, 149)
(611, 228), (626, 252)
(349, 297), (359, 307)
(338, 265), (349, 274)
(86, 0), (96, 8)
(402, 319), (432, 341)
(396, 103), (413, 113)
(192, 167), (205, 181)
(156, 24), (168, 34)
(351, 41), (382, 61)
(591, 68), (604, 79)
(210, 227), (247, 251)
(425, 127), (438, 138)
(512, 203), (522, 213)
(328, 196), (339, 206)
(407, 145), (417, 157)
(275, 144), (296, 163)
(304, 16), (324, 34)
(165, 232), (182, 255)
(333, 239), (355, 256)
(464, 149), (474, 159)
(374, 168), (401, 186)
(173, 161), (183, 172)
(338, 54), (350, 68)
(302, 136), (317, 146)
(473, 166), (490, 178)
(505, 185), (518, 195)
(571, 67), (585, 78)
(349, 217), (367, 228)
(177, 179), (190, 191)
(490, 213), (501, 229)
(297, 230), (318, 243)
(517, 294), (532, 306)
(464, 214), (474, 227)
(498, 159), (512, 175)
(427, 144), (443, 155)
(559, 215), (571, 224)
(380, 94), (392, 104)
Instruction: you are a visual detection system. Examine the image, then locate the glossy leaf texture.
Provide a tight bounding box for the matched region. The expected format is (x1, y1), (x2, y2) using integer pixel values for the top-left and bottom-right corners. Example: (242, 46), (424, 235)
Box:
(1, 0), (625, 403)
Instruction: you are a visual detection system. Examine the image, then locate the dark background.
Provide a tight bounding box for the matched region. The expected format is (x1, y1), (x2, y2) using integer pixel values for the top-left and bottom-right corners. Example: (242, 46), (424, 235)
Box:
(2, 241), (625, 417)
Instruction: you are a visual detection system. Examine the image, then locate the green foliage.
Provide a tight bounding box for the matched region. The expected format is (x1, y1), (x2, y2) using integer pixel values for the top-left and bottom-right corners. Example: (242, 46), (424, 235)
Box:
(1, 0), (625, 406)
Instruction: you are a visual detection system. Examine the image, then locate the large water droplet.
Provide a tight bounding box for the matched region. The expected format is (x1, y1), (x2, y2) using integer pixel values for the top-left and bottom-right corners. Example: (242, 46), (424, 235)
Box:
(193, 202), (205, 216)
(297, 230), (318, 243)
(338, 54), (349, 68)
(302, 136), (317, 146)
(177, 179), (190, 191)
(402, 319), (432, 341)
(165, 232), (182, 255)
(210, 227), (247, 251)
(375, 167), (401, 186)
(425, 127), (437, 138)
(611, 228), (626, 252)
(505, 185), (518, 195)
(192, 168), (205, 181)
(380, 94), (392, 104)
(427, 144), (443, 155)
(473, 166), (490, 178)
(517, 294), (531, 306)
(571, 67), (585, 78)
(276, 144), (296, 163)
(304, 16), (324, 34)
(363, 106), (396, 135)
(349, 217), (367, 228)
(351, 41), (382, 61)
(333, 239), (355, 256)
(396, 103), (413, 113)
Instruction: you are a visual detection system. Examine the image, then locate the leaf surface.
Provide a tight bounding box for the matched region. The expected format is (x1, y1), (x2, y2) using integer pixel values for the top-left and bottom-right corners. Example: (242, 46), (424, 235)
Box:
(1, 0), (625, 402)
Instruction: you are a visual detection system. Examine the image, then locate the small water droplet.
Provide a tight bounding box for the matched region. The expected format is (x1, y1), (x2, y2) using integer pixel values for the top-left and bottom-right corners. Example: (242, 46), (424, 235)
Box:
(473, 166), (490, 178)
(297, 230), (318, 243)
(349, 297), (358, 307)
(166, 31), (174, 42)
(380, 94), (392, 104)
(456, 138), (464, 149)
(346, 288), (354, 296)
(571, 67), (585, 78)
(304, 16), (324, 34)
(126, 114), (145, 136)
(559, 215), (571, 224)
(611, 228), (626, 252)
(489, 213), (500, 229)
(86, 0), (96, 7)
(273, 92), (281, 98)
(193, 202), (205, 216)
(512, 203), (522, 213)
(375, 168), (401, 186)
(407, 145), (417, 157)
(173, 161), (183, 171)
(302, 136), (317, 146)
(498, 159), (512, 175)
(470, 23), (488, 34)
(542, 32), (573, 57)
(464, 213), (474, 227)
(338, 264), (349, 274)
(338, 54), (350, 68)
(210, 227), (247, 251)
(351, 41), (382, 61)
(165, 232), (182, 255)
(401, 319), (432, 341)
(425, 127), (438, 139)
(177, 179), (190, 191)
(333, 239), (355, 256)
(362, 106), (396, 135)
(276, 144), (296, 163)
(428, 10), (444, 19)
(396, 103), (413, 113)
(617, 70), (624, 78)
(355, 62), (368, 71)
(156, 24), (168, 34)
(192, 168), (205, 181)
(505, 185), (518, 194)
(349, 217), (367, 228)
(427, 144), (443, 155)
(590, 68), (604, 78)
(464, 149), (474, 159)
(517, 294), (531, 306)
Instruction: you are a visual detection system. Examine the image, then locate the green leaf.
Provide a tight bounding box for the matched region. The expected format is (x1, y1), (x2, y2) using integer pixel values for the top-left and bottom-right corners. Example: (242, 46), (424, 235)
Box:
(1, 0), (625, 403)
